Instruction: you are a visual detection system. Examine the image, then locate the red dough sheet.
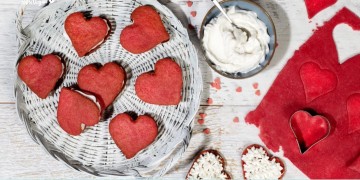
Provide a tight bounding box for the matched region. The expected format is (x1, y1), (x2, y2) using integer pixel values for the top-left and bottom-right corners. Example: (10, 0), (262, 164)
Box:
(245, 8), (360, 178)
(304, 0), (337, 19)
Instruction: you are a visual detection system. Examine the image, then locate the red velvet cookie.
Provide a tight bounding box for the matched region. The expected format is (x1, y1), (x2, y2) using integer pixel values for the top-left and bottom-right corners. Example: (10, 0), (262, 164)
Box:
(242, 145), (285, 179)
(65, 12), (109, 57)
(109, 113), (158, 159)
(77, 62), (126, 109)
(18, 54), (63, 99)
(120, 6), (170, 54)
(135, 58), (182, 105)
(187, 150), (231, 180)
(57, 88), (101, 136)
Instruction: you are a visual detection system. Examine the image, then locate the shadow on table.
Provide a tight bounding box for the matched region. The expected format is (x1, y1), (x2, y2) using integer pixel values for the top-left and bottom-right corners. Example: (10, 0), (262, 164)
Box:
(253, 0), (291, 67)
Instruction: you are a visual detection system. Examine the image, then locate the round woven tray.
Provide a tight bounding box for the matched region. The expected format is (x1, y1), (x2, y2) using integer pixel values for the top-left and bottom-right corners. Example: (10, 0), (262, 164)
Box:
(14, 0), (202, 177)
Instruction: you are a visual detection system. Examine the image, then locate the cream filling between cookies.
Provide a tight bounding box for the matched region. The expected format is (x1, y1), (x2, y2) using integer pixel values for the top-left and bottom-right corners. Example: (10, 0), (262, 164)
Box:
(74, 90), (102, 130)
(54, 55), (65, 78)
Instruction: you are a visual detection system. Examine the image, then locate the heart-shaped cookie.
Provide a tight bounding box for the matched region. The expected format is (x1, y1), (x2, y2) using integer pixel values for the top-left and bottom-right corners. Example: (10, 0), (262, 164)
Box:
(65, 12), (109, 57)
(18, 54), (63, 99)
(242, 144), (285, 179)
(120, 5), (170, 54)
(186, 150), (230, 180)
(57, 88), (101, 136)
(304, 0), (337, 19)
(135, 58), (182, 105)
(290, 110), (330, 153)
(300, 62), (337, 103)
(77, 62), (126, 109)
(109, 113), (158, 159)
(347, 93), (360, 134)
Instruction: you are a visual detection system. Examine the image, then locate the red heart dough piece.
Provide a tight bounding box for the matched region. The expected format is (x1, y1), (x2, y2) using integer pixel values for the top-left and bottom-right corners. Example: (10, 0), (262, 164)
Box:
(18, 54), (63, 99)
(290, 110), (330, 153)
(78, 62), (126, 109)
(109, 113), (158, 159)
(57, 88), (101, 136)
(300, 62), (337, 103)
(120, 6), (170, 54)
(304, 0), (337, 19)
(186, 150), (231, 179)
(65, 12), (109, 57)
(347, 93), (360, 134)
(135, 58), (182, 105)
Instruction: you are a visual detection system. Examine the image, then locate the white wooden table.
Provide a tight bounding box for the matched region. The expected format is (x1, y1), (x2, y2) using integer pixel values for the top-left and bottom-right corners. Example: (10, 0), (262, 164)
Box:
(1, 0), (359, 178)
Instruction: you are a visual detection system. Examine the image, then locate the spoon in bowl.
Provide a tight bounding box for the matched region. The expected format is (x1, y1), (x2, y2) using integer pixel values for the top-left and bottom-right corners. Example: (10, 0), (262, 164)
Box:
(210, 0), (251, 40)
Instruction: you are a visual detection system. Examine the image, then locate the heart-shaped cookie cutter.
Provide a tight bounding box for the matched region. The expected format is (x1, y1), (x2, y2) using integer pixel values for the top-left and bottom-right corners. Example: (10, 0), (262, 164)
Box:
(289, 110), (331, 154)
(241, 144), (285, 180)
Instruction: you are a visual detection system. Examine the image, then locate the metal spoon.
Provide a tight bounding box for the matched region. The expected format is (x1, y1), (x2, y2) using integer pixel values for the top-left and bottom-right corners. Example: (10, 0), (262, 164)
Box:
(210, 0), (251, 40)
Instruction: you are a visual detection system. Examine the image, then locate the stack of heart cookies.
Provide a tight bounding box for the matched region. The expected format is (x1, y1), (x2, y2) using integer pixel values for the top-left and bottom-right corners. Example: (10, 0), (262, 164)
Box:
(17, 5), (183, 159)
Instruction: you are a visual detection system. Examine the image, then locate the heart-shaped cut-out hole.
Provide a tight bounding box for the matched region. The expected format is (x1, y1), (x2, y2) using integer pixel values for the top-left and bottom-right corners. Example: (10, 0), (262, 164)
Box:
(18, 54), (63, 99)
(241, 144), (285, 179)
(300, 62), (337, 103)
(57, 88), (101, 136)
(333, 23), (360, 64)
(187, 150), (231, 180)
(304, 0), (337, 19)
(109, 113), (158, 159)
(347, 93), (360, 134)
(135, 58), (182, 105)
(290, 110), (330, 153)
(120, 5), (170, 54)
(65, 12), (110, 57)
(78, 62), (126, 109)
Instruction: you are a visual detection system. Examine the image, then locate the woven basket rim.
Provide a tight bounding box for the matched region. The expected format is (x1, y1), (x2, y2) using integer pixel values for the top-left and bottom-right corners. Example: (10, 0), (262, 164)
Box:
(14, 0), (202, 177)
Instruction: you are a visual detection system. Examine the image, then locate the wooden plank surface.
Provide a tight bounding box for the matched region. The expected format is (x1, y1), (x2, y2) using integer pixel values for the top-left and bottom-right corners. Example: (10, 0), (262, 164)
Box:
(0, 0), (359, 179)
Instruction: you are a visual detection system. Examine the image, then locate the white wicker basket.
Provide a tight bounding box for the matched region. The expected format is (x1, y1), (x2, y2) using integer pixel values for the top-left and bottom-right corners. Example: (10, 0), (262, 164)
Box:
(14, 0), (202, 177)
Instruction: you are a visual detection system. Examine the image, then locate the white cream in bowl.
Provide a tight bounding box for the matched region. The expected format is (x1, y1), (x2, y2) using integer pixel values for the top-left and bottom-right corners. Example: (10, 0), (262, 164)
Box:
(202, 7), (270, 73)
